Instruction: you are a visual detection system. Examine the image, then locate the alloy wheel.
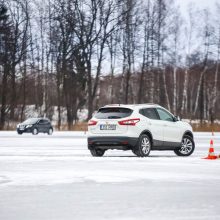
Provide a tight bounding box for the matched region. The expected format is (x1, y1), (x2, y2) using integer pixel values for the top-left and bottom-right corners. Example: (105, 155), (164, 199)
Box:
(179, 137), (193, 155)
(141, 137), (151, 155)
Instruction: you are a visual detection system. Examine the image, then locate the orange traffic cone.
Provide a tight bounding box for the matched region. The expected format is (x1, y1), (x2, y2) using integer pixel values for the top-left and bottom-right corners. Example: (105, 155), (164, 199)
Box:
(203, 139), (218, 160)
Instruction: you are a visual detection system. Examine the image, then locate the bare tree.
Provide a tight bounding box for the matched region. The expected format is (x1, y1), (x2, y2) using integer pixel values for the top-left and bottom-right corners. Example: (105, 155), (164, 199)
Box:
(181, 5), (195, 116)
(210, 3), (220, 123)
(137, 0), (151, 103)
(0, 4), (10, 129)
(193, 10), (212, 121)
(5, 0), (30, 120)
(73, 0), (126, 119)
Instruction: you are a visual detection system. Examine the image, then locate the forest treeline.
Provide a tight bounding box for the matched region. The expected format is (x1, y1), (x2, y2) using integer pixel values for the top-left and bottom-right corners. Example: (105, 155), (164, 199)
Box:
(0, 0), (220, 130)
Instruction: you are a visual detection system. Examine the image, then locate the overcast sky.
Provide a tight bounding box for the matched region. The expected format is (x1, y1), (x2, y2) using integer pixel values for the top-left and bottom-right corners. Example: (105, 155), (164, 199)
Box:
(176, 0), (216, 12)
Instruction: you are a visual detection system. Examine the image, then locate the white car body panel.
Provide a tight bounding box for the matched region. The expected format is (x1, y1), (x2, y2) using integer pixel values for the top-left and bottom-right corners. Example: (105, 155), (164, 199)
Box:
(88, 104), (193, 147)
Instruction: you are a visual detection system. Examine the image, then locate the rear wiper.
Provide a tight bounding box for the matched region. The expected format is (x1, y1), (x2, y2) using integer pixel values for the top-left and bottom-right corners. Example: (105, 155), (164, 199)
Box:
(108, 116), (121, 119)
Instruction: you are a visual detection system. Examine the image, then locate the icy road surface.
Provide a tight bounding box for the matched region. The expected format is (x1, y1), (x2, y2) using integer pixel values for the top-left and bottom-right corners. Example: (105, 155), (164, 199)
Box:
(0, 131), (220, 220)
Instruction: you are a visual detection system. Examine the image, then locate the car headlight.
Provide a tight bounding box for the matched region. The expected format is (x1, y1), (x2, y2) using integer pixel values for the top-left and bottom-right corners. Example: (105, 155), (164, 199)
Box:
(17, 124), (20, 128)
(26, 124), (33, 128)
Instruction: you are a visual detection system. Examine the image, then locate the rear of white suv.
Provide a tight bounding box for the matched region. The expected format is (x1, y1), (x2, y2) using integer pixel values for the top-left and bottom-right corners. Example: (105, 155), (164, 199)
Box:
(87, 104), (195, 157)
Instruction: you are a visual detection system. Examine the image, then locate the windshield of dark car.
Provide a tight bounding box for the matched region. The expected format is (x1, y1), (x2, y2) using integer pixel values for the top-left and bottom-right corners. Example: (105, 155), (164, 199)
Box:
(95, 107), (133, 119)
(22, 118), (39, 125)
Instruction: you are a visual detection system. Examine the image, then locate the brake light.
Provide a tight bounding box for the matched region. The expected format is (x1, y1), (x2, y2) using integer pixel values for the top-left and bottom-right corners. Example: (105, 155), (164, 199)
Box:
(88, 120), (97, 126)
(118, 118), (140, 126)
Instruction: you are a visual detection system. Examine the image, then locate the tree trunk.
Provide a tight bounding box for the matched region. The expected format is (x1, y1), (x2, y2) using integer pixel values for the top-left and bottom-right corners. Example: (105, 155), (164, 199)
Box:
(0, 66), (8, 130)
(173, 66), (177, 115)
(162, 68), (170, 110)
(181, 69), (189, 115)
(56, 68), (62, 130)
(20, 58), (27, 122)
(193, 66), (208, 116)
(10, 65), (16, 120)
(87, 59), (93, 120)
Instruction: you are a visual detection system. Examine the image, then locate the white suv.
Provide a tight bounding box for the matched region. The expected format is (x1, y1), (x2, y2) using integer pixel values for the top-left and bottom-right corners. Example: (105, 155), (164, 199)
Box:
(87, 104), (194, 157)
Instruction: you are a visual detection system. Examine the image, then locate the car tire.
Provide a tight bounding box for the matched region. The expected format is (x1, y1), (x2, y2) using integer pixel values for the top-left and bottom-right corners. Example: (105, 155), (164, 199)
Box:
(174, 135), (195, 157)
(133, 134), (151, 157)
(32, 128), (38, 135)
(48, 128), (53, 135)
(17, 131), (23, 135)
(132, 149), (140, 157)
(90, 148), (105, 157)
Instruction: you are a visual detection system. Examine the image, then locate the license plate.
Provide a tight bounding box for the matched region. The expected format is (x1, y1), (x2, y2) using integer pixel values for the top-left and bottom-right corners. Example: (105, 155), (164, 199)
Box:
(100, 124), (116, 130)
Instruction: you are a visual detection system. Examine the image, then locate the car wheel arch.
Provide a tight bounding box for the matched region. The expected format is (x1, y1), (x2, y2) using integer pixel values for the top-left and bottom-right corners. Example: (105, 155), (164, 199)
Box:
(139, 130), (153, 145)
(182, 130), (193, 139)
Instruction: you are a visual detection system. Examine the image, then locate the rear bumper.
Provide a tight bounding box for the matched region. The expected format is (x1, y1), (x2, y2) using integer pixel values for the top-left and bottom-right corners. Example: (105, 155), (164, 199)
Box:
(88, 136), (138, 150)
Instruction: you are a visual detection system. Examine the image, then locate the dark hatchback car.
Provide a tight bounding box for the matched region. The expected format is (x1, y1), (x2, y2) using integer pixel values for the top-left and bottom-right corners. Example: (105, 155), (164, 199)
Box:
(17, 118), (53, 135)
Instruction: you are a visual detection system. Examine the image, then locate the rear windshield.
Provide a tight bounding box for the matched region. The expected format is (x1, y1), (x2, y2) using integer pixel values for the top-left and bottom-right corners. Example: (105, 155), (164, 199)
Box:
(95, 108), (133, 119)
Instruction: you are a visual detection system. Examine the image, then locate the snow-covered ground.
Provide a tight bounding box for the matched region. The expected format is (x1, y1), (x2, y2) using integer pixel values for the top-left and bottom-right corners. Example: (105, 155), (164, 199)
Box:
(0, 131), (220, 220)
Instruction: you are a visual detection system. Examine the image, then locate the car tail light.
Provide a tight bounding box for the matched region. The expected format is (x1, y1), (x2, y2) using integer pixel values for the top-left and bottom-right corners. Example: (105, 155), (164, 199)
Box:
(88, 120), (97, 126)
(118, 118), (140, 126)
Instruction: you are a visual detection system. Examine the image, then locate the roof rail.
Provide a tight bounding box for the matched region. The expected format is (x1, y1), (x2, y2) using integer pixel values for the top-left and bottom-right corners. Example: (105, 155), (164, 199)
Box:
(137, 103), (159, 105)
(104, 104), (121, 107)
(103, 103), (160, 107)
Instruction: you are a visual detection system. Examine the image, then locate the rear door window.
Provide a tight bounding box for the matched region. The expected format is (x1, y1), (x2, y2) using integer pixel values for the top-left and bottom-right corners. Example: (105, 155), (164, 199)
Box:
(95, 108), (133, 119)
(43, 119), (49, 124)
(39, 119), (49, 124)
(139, 108), (159, 120)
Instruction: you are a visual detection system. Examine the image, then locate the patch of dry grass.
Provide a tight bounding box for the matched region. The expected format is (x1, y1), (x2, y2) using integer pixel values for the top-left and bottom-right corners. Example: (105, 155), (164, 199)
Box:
(191, 123), (220, 132)
(54, 122), (88, 131)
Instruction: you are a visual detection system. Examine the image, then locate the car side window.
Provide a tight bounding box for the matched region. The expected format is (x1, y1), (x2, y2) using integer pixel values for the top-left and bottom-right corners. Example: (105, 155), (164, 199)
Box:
(39, 119), (48, 124)
(42, 119), (49, 124)
(39, 120), (44, 124)
(139, 108), (160, 120)
(156, 108), (174, 122)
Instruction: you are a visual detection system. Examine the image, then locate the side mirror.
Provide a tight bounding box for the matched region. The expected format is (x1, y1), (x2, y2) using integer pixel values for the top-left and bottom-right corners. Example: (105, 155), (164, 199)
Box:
(174, 116), (181, 122)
